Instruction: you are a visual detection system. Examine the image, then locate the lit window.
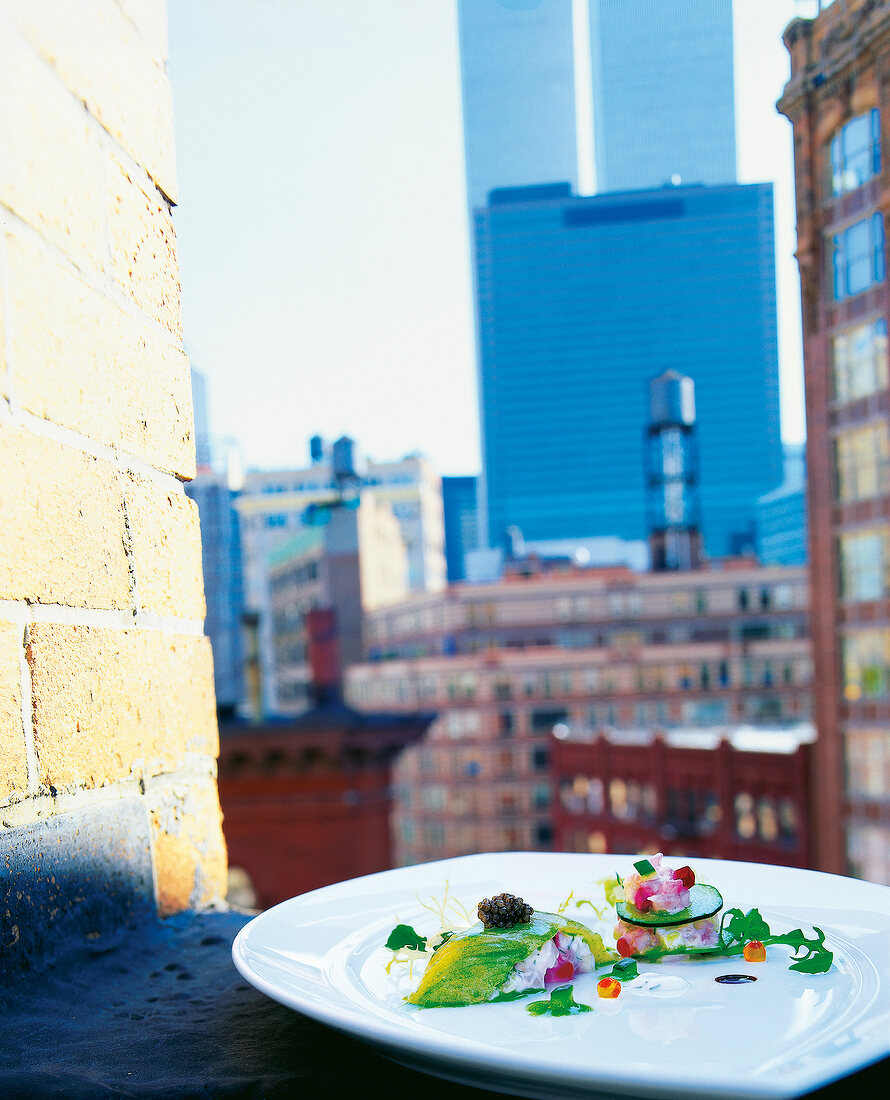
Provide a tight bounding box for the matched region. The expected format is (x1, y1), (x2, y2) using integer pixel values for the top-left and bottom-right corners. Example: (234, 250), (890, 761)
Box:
(842, 629), (890, 700)
(834, 423), (890, 502)
(833, 317), (889, 403)
(832, 213), (885, 300)
(839, 528), (890, 601)
(735, 793), (756, 839)
(830, 108), (881, 196)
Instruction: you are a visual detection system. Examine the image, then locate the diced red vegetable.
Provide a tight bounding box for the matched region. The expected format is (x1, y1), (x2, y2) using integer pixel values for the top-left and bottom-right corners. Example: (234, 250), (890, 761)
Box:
(673, 865), (695, 889)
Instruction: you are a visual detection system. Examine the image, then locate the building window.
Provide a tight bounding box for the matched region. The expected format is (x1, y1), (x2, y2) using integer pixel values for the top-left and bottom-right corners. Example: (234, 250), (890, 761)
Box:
(830, 108), (881, 196)
(834, 423), (890, 502)
(839, 527), (890, 602)
(832, 213), (885, 300)
(842, 629), (890, 700)
(846, 728), (890, 799)
(833, 317), (889, 404)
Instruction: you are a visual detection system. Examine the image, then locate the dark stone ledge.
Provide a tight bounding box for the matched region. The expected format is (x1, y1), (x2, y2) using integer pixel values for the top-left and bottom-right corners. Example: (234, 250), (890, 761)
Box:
(0, 806), (886, 1097)
(0, 907), (886, 1099)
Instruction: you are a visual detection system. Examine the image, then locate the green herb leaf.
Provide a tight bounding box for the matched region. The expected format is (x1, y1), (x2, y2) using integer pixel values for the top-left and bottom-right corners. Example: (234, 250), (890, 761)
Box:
(526, 985), (593, 1016)
(385, 923), (427, 952)
(489, 986), (545, 1003)
(769, 925), (833, 974)
(633, 858), (656, 876)
(721, 907), (771, 948)
(608, 957), (639, 982)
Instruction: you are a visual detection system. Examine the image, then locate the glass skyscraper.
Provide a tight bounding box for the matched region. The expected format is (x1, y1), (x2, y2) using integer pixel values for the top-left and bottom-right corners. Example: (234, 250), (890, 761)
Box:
(457, 0), (736, 207)
(589, 0), (736, 192)
(474, 182), (783, 557)
(457, 0), (578, 209)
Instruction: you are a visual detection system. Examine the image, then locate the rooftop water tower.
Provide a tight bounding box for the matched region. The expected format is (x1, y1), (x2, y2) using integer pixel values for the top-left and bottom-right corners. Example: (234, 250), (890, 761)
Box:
(646, 370), (702, 571)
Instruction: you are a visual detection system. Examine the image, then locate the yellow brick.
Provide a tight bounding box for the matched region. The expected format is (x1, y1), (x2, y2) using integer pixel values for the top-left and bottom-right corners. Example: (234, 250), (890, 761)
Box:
(117, 0), (169, 65)
(149, 775), (227, 916)
(0, 426), (131, 608)
(29, 625), (218, 789)
(13, 0), (177, 200)
(0, 29), (106, 274)
(0, 619), (28, 801)
(107, 156), (182, 338)
(7, 231), (195, 477)
(125, 478), (205, 620)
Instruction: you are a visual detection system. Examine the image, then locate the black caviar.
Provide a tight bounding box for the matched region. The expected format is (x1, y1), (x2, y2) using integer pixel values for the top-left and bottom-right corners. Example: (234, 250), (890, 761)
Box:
(477, 892), (534, 930)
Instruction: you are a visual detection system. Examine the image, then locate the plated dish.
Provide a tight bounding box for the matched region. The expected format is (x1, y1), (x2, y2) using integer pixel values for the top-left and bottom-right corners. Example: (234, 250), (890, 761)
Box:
(232, 852), (890, 1099)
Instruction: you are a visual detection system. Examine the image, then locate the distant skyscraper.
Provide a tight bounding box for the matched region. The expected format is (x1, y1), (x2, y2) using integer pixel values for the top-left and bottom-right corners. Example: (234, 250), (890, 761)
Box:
(589, 0), (736, 192)
(186, 471), (244, 716)
(756, 444), (808, 568)
(442, 475), (479, 582)
(457, 1), (736, 206)
(457, 0), (578, 209)
(474, 182), (782, 557)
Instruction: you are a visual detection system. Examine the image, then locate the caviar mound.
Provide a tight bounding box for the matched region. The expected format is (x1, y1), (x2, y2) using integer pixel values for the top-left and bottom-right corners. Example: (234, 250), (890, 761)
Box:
(615, 883), (724, 928)
(477, 893), (534, 930)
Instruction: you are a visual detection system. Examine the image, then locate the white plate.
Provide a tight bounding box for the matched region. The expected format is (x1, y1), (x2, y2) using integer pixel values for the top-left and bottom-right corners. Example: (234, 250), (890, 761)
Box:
(232, 852), (890, 1099)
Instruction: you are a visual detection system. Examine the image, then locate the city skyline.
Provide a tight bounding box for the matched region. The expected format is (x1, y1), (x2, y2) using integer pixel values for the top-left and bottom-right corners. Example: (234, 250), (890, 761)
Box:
(168, 0), (808, 478)
(473, 182), (783, 555)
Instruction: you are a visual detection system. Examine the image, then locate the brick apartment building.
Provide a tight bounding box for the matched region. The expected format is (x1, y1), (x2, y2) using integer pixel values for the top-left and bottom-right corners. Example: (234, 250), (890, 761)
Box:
(779, 0), (890, 884)
(345, 563), (812, 866)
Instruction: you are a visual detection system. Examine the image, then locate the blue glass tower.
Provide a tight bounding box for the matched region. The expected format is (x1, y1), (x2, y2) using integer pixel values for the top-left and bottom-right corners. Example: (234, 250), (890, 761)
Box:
(589, 0), (736, 192)
(474, 182), (783, 558)
(457, 0), (578, 209)
(442, 475), (479, 583)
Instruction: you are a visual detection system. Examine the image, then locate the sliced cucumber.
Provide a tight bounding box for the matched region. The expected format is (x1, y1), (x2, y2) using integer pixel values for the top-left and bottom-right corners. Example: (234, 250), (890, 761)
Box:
(616, 883), (724, 928)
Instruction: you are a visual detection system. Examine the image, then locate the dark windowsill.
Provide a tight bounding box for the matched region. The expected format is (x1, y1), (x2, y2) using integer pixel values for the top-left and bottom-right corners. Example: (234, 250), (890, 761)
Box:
(0, 906), (884, 1099)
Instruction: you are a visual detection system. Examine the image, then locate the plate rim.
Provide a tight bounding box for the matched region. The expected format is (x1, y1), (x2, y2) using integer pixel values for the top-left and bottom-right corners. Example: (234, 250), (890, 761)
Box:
(232, 851), (890, 1099)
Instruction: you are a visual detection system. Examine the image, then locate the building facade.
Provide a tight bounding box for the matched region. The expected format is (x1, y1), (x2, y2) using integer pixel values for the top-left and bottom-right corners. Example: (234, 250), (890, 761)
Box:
(235, 447), (445, 715)
(345, 563), (812, 866)
(268, 496), (409, 716)
(456, 0), (578, 210)
(457, 0), (737, 206)
(442, 474), (479, 583)
(552, 725), (813, 866)
(474, 183), (783, 555)
(185, 471), (244, 715)
(756, 443), (808, 567)
(588, 0), (736, 192)
(778, 0), (890, 885)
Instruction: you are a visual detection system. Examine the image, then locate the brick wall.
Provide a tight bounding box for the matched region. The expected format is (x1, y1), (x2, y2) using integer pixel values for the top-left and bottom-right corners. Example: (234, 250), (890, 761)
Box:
(0, 0), (226, 917)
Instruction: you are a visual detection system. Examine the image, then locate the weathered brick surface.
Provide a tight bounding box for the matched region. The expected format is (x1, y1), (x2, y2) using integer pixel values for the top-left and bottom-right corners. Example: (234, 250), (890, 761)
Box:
(28, 625), (218, 790)
(0, 426), (131, 608)
(13, 0), (177, 201)
(0, 29), (107, 274)
(125, 478), (205, 619)
(148, 775), (227, 915)
(0, 619), (28, 801)
(108, 157), (182, 339)
(7, 231), (195, 477)
(117, 0), (169, 66)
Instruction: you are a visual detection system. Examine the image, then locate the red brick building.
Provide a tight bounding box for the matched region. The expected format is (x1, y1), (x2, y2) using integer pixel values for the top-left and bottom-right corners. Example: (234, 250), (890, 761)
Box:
(552, 727), (812, 866)
(347, 563), (812, 867)
(779, 0), (890, 883)
(218, 707), (432, 909)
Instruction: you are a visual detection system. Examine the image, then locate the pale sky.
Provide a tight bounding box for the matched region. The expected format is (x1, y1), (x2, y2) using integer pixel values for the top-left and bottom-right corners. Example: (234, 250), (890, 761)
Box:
(168, 0), (811, 478)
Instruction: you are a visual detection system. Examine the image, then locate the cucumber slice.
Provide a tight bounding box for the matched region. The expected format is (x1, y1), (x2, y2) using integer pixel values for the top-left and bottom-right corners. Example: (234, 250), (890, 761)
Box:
(616, 884), (724, 927)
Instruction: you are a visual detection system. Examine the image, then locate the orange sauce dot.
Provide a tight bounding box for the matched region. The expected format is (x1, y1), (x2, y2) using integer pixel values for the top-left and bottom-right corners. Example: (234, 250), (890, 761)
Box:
(597, 977), (622, 999)
(743, 940), (766, 963)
